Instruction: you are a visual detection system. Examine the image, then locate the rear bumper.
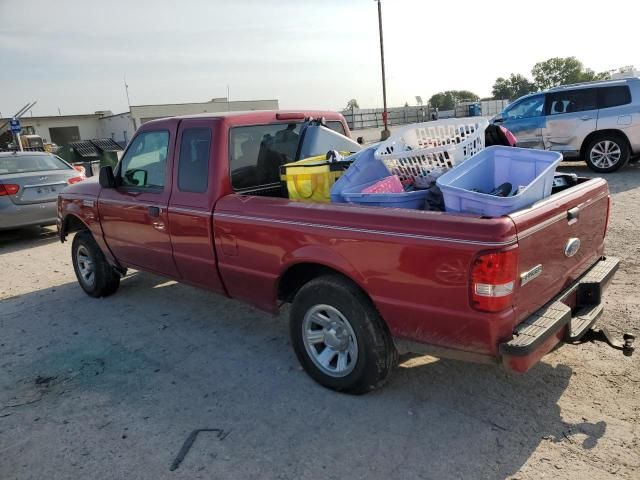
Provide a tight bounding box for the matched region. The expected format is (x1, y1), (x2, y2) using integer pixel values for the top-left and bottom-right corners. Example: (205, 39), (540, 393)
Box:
(0, 199), (57, 230)
(500, 256), (619, 373)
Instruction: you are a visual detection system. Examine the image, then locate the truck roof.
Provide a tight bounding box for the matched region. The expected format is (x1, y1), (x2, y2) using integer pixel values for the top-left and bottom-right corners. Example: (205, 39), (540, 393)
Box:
(145, 110), (345, 125)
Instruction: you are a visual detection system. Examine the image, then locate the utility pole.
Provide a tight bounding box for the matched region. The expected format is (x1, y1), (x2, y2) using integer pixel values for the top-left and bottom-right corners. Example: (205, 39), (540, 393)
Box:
(15, 130), (23, 151)
(124, 75), (137, 131)
(375, 0), (390, 140)
(124, 76), (132, 110)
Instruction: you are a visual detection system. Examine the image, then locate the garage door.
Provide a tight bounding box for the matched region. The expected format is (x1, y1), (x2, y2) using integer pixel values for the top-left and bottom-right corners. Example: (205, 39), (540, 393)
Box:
(49, 126), (81, 146)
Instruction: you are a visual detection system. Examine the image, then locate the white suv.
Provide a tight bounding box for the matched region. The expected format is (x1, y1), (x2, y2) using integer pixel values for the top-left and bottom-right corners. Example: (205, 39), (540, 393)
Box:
(493, 77), (640, 172)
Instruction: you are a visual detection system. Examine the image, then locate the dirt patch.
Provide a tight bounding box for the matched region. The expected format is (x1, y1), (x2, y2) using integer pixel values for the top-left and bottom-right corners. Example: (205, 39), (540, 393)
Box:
(0, 162), (638, 479)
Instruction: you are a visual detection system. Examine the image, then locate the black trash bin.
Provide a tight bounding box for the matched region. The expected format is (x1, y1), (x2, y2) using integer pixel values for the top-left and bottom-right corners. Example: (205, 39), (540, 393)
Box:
(68, 141), (101, 177)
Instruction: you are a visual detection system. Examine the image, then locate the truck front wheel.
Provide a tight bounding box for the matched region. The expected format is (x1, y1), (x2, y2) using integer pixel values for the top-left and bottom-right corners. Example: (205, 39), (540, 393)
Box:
(290, 275), (398, 394)
(72, 230), (121, 297)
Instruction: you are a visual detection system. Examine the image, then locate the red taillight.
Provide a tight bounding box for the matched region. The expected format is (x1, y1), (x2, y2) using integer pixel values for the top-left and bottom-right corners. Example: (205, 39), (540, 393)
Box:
(0, 183), (20, 196)
(67, 176), (84, 185)
(276, 112), (306, 120)
(73, 165), (87, 177)
(470, 249), (518, 312)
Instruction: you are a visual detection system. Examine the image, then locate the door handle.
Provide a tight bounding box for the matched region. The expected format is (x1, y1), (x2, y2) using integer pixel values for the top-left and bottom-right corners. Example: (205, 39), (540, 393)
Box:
(580, 116), (592, 121)
(567, 207), (580, 222)
(148, 206), (161, 217)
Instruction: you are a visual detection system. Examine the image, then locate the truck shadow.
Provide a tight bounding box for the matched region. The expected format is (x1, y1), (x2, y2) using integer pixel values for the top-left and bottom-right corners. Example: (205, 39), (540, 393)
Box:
(0, 226), (59, 254)
(1, 272), (605, 480)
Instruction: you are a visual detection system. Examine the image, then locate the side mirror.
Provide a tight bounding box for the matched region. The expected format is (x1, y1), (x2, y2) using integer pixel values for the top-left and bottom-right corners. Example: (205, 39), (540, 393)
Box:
(493, 113), (504, 124)
(99, 165), (116, 188)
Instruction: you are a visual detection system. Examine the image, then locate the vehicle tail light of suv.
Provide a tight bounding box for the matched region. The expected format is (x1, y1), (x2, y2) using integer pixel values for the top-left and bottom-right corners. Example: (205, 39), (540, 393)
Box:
(471, 249), (518, 312)
(0, 183), (20, 196)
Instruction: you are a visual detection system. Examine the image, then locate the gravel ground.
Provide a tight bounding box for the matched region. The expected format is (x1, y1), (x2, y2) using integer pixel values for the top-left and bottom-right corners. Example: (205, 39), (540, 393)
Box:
(0, 160), (638, 480)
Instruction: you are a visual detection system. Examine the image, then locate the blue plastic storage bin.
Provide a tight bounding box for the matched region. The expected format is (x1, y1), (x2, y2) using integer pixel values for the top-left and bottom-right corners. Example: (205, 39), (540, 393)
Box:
(330, 145), (389, 203)
(436, 146), (562, 217)
(341, 180), (428, 209)
(330, 145), (428, 209)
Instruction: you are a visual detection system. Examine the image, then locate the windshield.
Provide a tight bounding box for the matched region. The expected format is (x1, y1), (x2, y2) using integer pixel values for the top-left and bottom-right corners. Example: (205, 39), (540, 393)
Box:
(0, 154), (72, 175)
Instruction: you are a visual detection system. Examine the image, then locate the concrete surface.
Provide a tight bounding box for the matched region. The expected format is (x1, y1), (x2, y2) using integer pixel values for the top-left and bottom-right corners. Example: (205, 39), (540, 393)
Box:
(1, 162), (638, 480)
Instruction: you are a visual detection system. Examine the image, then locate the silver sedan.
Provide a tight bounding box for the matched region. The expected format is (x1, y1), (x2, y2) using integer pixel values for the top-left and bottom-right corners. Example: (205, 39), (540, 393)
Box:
(0, 151), (84, 230)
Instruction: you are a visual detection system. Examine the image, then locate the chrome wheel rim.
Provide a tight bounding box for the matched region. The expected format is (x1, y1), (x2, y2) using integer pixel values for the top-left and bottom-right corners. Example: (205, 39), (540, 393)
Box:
(590, 140), (621, 169)
(302, 304), (358, 378)
(76, 245), (95, 287)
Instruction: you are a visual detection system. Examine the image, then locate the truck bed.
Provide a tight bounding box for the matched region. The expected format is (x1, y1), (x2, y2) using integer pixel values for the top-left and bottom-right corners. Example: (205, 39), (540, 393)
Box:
(213, 176), (609, 358)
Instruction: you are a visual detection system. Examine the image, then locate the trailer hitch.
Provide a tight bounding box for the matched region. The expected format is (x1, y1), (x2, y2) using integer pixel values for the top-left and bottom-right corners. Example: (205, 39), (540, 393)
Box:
(575, 327), (635, 357)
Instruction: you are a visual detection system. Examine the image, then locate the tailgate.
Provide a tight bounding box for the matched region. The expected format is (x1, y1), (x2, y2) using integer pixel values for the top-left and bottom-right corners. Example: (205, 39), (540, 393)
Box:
(509, 178), (610, 322)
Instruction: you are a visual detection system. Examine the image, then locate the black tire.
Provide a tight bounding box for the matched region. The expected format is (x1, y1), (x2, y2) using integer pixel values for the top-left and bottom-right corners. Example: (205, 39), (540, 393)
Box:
(290, 275), (398, 394)
(71, 230), (121, 297)
(584, 134), (630, 173)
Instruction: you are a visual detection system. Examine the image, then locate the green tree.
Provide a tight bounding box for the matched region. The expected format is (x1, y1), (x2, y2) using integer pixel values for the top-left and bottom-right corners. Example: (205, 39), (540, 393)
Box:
(509, 74), (537, 98)
(492, 77), (512, 100)
(345, 98), (359, 110)
(428, 90), (479, 110)
(492, 73), (537, 100)
(532, 57), (610, 90)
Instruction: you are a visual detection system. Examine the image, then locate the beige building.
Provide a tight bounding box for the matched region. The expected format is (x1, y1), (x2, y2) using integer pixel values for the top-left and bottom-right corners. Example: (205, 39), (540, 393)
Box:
(2, 97), (279, 147)
(2, 112), (106, 146)
(130, 98), (278, 128)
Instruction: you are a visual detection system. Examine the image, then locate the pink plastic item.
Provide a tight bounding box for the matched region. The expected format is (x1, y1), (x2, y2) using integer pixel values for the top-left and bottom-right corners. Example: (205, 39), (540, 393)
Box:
(361, 175), (404, 194)
(500, 126), (518, 146)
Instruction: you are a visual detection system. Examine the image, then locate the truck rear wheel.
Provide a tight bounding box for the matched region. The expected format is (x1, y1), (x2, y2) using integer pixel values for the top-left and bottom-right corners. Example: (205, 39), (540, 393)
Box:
(72, 230), (121, 297)
(290, 275), (397, 394)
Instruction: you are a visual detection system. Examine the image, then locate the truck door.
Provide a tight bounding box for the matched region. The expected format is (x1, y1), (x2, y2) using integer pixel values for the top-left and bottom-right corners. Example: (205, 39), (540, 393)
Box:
(497, 94), (545, 149)
(98, 126), (179, 276)
(543, 88), (598, 157)
(167, 119), (225, 293)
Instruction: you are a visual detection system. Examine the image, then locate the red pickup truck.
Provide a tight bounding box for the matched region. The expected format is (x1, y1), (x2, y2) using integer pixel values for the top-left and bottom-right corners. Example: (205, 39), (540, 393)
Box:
(57, 110), (625, 394)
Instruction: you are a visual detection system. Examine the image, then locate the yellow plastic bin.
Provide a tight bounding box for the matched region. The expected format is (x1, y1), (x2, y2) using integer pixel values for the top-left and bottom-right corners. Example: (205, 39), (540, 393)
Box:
(280, 154), (353, 202)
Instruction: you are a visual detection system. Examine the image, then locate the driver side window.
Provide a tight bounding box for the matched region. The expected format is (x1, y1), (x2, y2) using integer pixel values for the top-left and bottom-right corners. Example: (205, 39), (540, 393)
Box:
(504, 95), (544, 120)
(120, 131), (169, 189)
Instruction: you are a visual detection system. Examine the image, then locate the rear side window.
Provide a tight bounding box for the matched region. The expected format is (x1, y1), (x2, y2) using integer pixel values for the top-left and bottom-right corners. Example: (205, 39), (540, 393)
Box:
(598, 86), (632, 108)
(326, 121), (346, 136)
(0, 154), (71, 174)
(229, 123), (302, 190)
(178, 128), (211, 193)
(547, 88), (597, 115)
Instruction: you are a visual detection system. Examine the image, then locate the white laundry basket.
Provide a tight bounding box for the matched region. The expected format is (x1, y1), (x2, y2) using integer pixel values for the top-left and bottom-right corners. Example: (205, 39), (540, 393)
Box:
(374, 118), (488, 183)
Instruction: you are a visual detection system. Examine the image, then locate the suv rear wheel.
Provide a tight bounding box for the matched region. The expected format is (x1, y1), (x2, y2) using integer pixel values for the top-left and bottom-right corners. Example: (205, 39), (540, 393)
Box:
(585, 134), (630, 173)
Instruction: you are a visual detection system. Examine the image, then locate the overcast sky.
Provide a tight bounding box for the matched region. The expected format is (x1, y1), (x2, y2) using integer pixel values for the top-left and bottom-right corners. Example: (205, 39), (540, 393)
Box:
(0, 0), (637, 117)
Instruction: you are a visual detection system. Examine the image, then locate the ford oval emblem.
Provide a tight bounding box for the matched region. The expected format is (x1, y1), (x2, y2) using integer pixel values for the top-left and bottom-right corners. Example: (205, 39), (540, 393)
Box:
(564, 238), (581, 257)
